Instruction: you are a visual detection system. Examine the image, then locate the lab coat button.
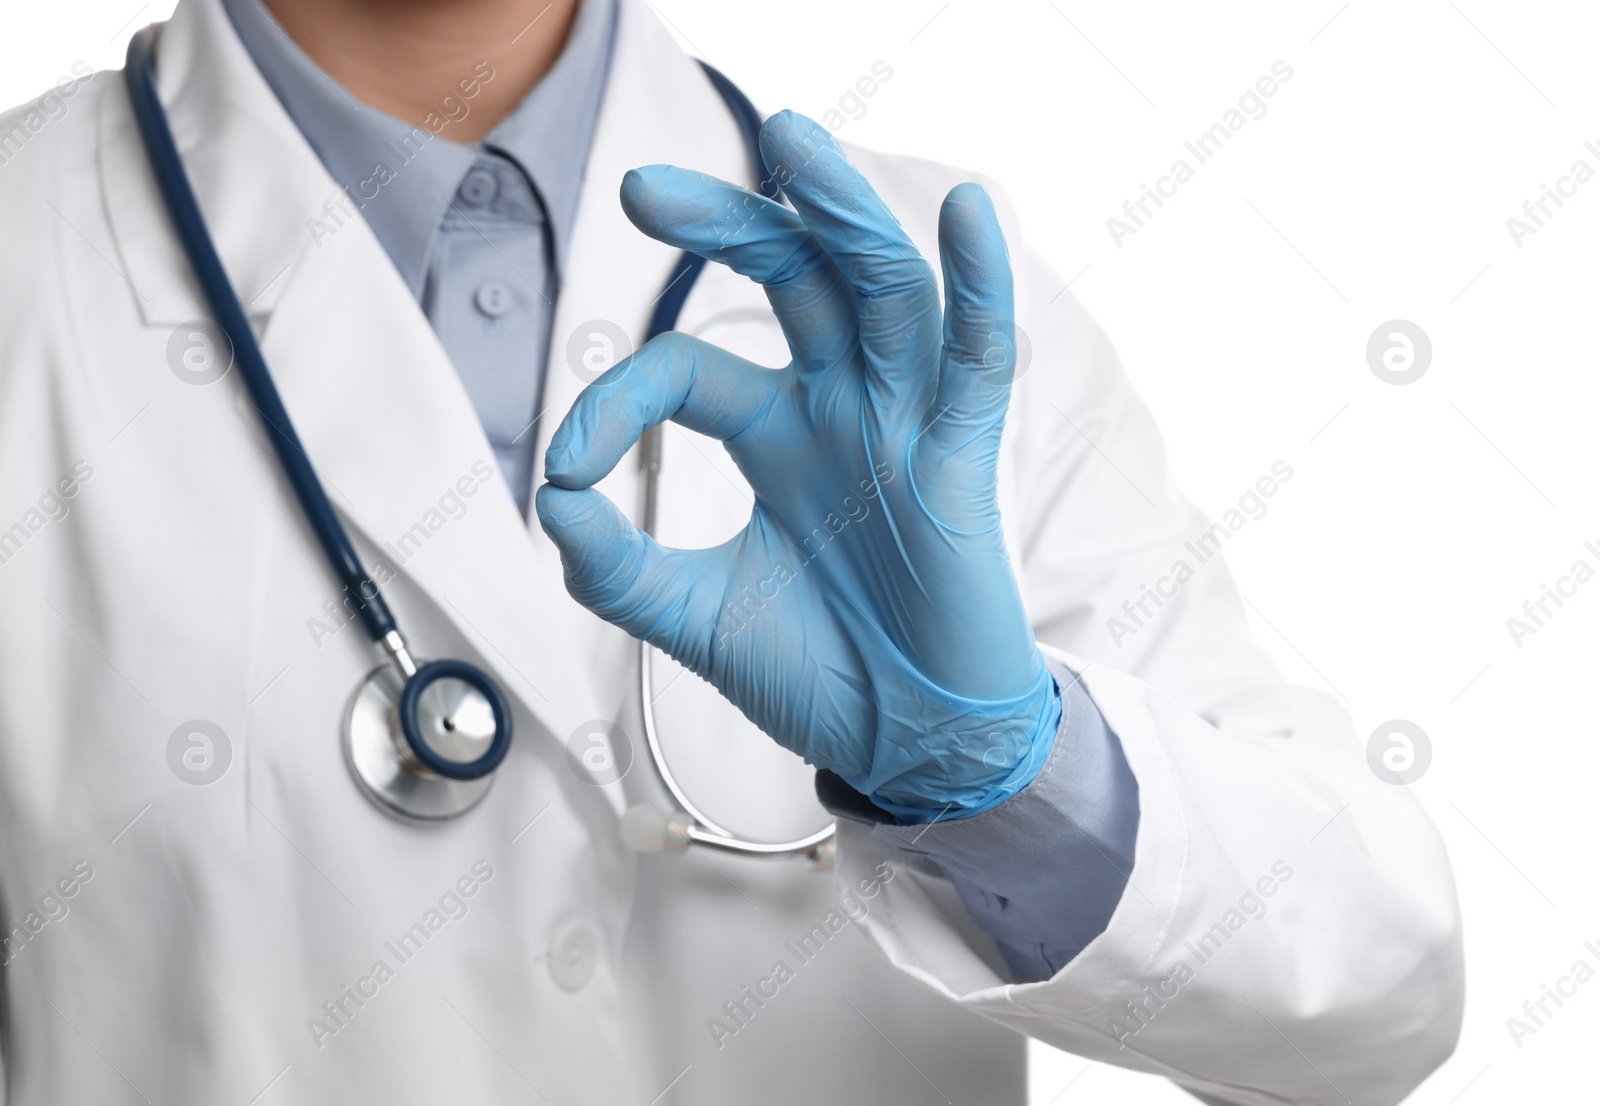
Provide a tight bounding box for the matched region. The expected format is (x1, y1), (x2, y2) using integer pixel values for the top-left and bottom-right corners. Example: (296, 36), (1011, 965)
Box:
(548, 919), (599, 992)
(475, 281), (514, 317)
(458, 168), (497, 207)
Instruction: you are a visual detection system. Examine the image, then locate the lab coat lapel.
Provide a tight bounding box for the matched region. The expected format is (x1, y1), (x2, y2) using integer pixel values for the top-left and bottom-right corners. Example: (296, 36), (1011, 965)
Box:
(101, 0), (314, 326)
(100, 0), (611, 745)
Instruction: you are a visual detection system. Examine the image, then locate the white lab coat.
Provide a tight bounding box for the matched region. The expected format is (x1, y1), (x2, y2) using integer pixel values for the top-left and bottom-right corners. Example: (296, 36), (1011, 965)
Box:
(0, 0), (1462, 1102)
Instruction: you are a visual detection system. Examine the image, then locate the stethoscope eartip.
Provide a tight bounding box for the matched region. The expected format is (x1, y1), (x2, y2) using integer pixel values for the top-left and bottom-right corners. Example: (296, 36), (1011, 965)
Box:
(620, 804), (692, 854)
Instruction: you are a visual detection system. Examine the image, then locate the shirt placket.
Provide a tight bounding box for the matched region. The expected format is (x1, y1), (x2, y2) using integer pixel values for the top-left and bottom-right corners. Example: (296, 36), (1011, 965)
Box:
(425, 153), (556, 512)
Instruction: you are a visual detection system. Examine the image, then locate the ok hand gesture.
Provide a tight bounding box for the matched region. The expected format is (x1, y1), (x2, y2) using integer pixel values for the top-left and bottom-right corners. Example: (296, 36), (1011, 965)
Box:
(537, 112), (1058, 819)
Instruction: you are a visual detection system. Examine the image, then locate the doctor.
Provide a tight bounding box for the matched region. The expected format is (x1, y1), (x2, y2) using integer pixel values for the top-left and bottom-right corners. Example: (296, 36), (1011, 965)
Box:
(0, 0), (1462, 1102)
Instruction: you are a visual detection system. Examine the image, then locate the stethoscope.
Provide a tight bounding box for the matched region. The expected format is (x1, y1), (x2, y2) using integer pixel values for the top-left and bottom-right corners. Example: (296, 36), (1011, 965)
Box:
(125, 27), (834, 866)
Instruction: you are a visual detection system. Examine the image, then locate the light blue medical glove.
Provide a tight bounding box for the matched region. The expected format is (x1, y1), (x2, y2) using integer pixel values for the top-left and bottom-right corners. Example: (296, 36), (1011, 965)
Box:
(536, 110), (1059, 820)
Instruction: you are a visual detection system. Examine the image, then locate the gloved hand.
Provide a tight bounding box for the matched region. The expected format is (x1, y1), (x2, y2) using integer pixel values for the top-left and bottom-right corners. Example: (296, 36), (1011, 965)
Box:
(536, 110), (1059, 820)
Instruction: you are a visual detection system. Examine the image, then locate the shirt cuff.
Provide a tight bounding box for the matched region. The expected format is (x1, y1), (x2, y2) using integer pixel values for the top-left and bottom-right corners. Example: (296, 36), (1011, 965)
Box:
(815, 659), (1139, 982)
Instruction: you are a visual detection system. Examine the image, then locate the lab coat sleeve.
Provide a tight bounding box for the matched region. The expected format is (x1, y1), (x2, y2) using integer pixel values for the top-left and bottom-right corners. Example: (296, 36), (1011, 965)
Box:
(830, 235), (1464, 1106)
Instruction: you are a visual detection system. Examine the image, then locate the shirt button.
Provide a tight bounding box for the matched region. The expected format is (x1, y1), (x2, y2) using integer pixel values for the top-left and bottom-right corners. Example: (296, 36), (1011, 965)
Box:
(548, 918), (599, 992)
(474, 281), (514, 317)
(458, 168), (498, 207)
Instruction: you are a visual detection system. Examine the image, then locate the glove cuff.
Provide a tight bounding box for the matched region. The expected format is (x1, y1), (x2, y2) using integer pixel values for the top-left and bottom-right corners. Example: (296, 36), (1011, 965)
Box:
(865, 661), (1062, 822)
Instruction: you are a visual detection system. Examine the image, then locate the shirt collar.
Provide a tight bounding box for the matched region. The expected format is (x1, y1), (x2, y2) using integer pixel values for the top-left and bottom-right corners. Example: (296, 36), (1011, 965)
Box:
(482, 0), (618, 271)
(220, 0), (618, 297)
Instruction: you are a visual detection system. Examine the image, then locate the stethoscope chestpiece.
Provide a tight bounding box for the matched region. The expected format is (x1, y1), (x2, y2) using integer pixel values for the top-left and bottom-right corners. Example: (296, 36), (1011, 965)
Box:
(343, 658), (513, 821)
(396, 659), (512, 780)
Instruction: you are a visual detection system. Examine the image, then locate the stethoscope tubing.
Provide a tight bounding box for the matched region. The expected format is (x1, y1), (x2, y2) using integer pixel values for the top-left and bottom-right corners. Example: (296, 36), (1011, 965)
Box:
(637, 637), (835, 859)
(124, 26), (398, 646)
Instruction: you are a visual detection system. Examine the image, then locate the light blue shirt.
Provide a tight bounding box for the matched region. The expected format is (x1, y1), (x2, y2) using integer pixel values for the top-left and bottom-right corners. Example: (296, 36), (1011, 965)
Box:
(223, 0), (1137, 983)
(223, 0), (619, 511)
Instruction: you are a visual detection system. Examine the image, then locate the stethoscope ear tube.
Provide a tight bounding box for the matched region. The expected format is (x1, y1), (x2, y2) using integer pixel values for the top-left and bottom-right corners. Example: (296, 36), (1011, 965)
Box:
(634, 641), (835, 867)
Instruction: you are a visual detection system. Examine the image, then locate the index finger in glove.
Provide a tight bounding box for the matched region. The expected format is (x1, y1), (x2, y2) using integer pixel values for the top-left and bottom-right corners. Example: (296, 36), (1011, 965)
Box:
(544, 332), (779, 490)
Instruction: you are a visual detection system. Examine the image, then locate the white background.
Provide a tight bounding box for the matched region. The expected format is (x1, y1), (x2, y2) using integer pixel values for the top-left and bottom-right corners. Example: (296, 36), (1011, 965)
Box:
(6, 2), (1597, 1102)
